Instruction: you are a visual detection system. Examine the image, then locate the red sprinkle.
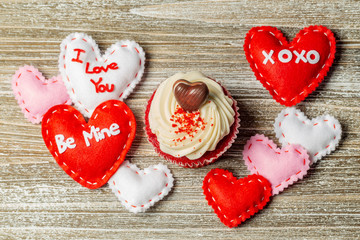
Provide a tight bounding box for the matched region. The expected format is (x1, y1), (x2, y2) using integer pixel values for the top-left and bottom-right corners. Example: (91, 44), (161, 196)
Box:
(170, 106), (207, 143)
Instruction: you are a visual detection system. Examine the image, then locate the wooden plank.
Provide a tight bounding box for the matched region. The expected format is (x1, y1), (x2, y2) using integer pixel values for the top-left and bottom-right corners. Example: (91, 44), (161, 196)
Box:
(0, 0), (359, 239)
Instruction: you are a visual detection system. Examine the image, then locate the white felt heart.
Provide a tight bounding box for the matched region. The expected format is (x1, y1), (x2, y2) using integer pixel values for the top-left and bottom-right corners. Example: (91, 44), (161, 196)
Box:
(59, 32), (145, 117)
(274, 107), (341, 164)
(108, 161), (174, 213)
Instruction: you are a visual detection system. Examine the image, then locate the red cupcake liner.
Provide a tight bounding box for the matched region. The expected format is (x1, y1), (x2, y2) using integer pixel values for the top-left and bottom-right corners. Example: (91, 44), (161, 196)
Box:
(145, 80), (240, 168)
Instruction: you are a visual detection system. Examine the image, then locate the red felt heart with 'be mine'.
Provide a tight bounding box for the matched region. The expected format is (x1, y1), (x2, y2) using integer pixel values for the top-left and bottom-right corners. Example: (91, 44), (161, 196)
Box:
(203, 169), (272, 228)
(244, 25), (336, 106)
(42, 100), (136, 189)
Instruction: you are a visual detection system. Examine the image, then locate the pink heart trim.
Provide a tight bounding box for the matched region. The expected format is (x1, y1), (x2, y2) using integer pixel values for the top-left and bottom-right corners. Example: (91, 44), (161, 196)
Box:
(12, 66), (71, 124)
(243, 134), (310, 195)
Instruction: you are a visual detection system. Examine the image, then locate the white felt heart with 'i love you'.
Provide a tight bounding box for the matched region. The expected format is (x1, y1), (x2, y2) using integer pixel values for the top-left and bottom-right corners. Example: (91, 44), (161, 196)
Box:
(59, 33), (145, 117)
(243, 134), (310, 195)
(274, 107), (341, 164)
(108, 161), (174, 213)
(12, 66), (71, 124)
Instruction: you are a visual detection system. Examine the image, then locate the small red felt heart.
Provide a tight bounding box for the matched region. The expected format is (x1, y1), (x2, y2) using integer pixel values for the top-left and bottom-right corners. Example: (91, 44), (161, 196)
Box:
(203, 169), (272, 228)
(244, 25), (336, 106)
(42, 100), (136, 189)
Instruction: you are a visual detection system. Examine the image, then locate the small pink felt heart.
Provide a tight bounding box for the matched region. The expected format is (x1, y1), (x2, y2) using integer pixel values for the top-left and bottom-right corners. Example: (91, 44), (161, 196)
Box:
(243, 134), (310, 195)
(59, 32), (145, 117)
(12, 66), (71, 124)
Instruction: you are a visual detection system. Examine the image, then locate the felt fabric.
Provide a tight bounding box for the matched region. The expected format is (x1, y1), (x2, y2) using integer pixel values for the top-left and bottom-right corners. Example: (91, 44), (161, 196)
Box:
(108, 160), (174, 213)
(59, 32), (145, 117)
(243, 134), (310, 195)
(244, 25), (336, 106)
(203, 169), (272, 228)
(12, 66), (71, 124)
(41, 100), (136, 189)
(144, 82), (240, 168)
(274, 107), (342, 164)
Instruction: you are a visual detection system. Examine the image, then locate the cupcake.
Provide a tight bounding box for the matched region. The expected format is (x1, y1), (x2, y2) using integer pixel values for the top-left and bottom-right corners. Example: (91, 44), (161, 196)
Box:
(145, 71), (240, 168)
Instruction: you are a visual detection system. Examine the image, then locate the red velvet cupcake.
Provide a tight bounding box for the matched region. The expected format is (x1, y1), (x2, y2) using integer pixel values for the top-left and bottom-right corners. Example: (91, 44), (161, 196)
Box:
(145, 71), (240, 168)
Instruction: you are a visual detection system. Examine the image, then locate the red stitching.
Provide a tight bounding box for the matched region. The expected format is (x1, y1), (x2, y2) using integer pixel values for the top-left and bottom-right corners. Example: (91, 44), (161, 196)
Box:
(247, 28), (334, 104)
(63, 36), (143, 115)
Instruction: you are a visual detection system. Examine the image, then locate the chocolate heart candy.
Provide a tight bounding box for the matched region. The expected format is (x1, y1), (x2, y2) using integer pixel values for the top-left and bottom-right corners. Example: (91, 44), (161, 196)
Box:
(173, 79), (209, 112)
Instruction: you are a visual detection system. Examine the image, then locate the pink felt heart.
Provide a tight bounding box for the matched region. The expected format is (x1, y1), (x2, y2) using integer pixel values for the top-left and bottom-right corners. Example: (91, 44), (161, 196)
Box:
(59, 32), (145, 117)
(12, 66), (71, 124)
(242, 134), (310, 195)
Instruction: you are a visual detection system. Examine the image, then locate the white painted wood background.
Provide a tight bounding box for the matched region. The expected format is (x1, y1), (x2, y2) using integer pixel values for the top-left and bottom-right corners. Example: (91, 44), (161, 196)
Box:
(0, 0), (359, 239)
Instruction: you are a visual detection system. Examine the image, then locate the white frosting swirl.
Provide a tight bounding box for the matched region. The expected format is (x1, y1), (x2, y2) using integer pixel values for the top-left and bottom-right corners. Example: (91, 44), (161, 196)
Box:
(148, 71), (235, 160)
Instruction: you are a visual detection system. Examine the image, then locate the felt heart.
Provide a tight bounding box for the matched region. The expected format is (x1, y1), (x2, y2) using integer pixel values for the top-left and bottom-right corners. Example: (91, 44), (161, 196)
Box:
(12, 66), (71, 124)
(243, 134), (310, 195)
(203, 169), (272, 228)
(108, 160), (174, 213)
(41, 100), (136, 189)
(244, 25), (336, 106)
(274, 107), (341, 164)
(173, 79), (209, 112)
(59, 32), (145, 117)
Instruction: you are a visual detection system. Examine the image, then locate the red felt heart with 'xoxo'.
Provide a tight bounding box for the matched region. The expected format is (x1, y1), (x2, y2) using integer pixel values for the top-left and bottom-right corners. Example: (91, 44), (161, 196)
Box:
(244, 25), (336, 106)
(42, 100), (136, 189)
(203, 169), (272, 228)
